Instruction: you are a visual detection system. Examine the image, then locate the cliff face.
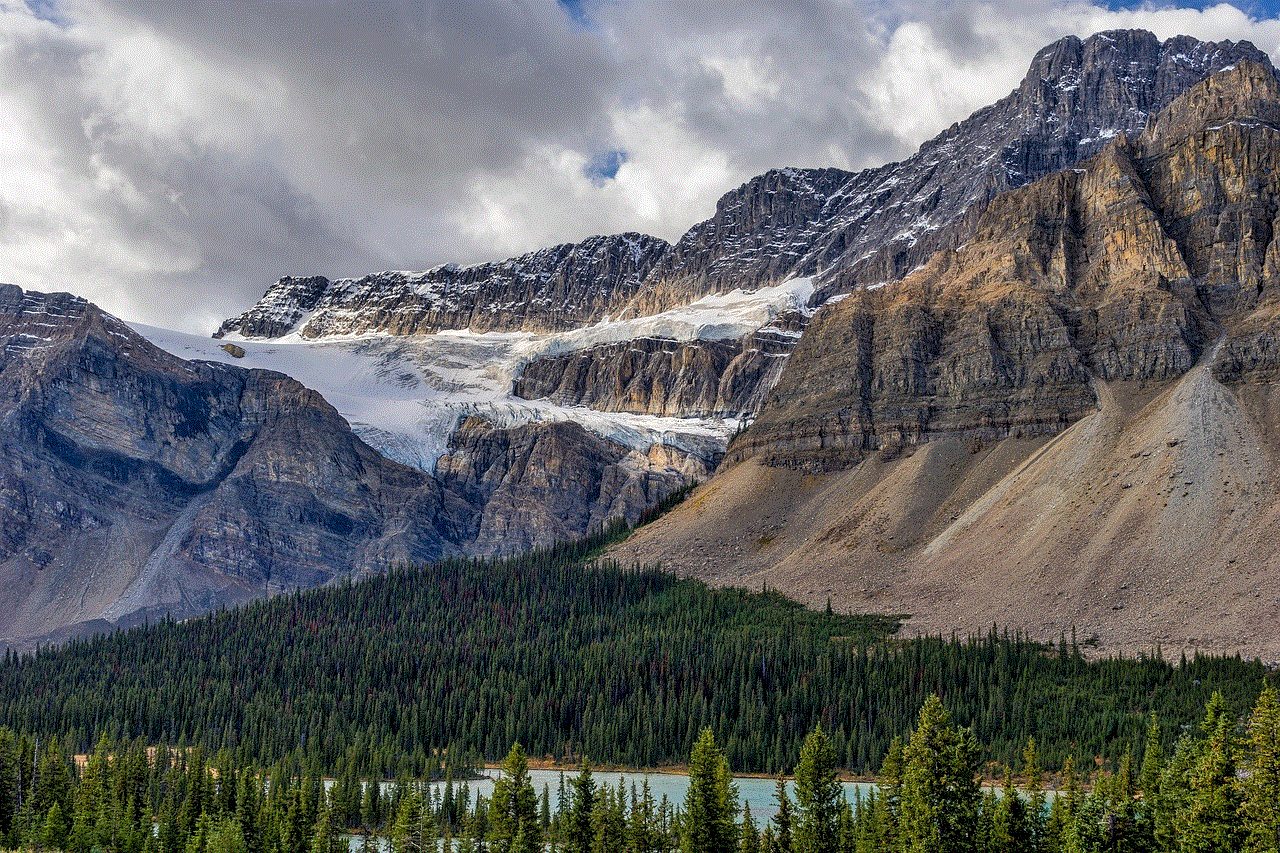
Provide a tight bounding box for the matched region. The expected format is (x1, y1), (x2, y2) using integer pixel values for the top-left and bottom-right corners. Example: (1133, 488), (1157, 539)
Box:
(435, 417), (713, 556)
(607, 61), (1280, 662)
(512, 314), (805, 418)
(734, 61), (1280, 471)
(0, 285), (710, 648)
(625, 30), (1272, 316)
(215, 233), (669, 339)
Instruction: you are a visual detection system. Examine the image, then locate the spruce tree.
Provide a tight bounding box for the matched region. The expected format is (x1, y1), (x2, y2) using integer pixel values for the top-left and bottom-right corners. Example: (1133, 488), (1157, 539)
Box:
(565, 763), (596, 853)
(772, 776), (793, 853)
(682, 728), (738, 853)
(489, 744), (541, 853)
(898, 695), (980, 853)
(1241, 687), (1280, 853)
(740, 803), (760, 853)
(793, 727), (841, 853)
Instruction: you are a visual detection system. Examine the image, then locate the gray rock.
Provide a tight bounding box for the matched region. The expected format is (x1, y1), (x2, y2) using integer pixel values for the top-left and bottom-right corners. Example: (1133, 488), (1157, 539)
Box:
(736, 62), (1280, 471)
(216, 233), (669, 339)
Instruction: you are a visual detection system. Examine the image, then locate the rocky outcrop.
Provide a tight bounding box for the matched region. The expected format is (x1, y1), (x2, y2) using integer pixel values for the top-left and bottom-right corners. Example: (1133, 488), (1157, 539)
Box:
(733, 61), (1280, 471)
(624, 30), (1272, 316)
(434, 417), (714, 556)
(513, 315), (804, 418)
(0, 285), (712, 648)
(0, 285), (473, 645)
(215, 233), (669, 339)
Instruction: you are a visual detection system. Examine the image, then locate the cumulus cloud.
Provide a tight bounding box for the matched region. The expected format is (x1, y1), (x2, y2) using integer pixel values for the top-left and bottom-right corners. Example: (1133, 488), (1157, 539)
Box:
(1, 0), (1279, 332)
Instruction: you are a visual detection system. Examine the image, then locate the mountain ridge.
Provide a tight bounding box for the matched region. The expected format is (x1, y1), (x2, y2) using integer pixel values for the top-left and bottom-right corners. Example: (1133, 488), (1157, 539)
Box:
(612, 59), (1280, 662)
(7, 28), (1280, 654)
(220, 30), (1271, 344)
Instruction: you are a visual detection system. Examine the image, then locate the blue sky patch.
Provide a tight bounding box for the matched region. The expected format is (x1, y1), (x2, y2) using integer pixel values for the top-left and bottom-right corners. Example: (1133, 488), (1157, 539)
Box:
(585, 149), (628, 183)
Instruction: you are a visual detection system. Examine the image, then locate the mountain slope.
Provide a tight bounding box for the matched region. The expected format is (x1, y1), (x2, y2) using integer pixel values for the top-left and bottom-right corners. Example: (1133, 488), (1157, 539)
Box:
(0, 286), (699, 649)
(613, 62), (1280, 662)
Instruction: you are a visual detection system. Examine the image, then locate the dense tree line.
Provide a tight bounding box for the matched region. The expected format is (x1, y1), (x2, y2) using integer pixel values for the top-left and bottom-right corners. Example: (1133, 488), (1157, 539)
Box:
(0, 520), (1272, 776)
(3, 687), (1279, 853)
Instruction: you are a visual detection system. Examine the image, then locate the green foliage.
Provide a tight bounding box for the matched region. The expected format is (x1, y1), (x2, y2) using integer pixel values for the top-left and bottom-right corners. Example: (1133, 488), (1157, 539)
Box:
(0, 513), (1274, 778)
(792, 727), (840, 853)
(682, 728), (738, 853)
(899, 695), (981, 853)
(489, 744), (541, 853)
(1240, 687), (1280, 853)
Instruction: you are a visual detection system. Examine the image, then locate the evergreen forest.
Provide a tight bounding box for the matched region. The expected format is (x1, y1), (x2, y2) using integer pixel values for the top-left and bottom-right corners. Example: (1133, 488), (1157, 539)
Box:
(0, 527), (1273, 779)
(1, 688), (1279, 853)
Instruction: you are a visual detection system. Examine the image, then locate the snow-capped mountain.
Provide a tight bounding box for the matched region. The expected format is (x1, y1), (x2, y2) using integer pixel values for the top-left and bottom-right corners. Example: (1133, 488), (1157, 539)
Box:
(5, 29), (1279, 656)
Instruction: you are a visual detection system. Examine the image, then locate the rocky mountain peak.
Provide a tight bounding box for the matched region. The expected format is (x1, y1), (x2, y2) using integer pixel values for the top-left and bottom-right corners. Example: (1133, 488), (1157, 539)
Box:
(621, 29), (1275, 317)
(1142, 59), (1280, 146)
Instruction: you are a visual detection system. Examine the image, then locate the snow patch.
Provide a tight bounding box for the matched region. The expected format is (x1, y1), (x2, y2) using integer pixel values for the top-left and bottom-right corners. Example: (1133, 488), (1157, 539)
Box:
(130, 278), (811, 475)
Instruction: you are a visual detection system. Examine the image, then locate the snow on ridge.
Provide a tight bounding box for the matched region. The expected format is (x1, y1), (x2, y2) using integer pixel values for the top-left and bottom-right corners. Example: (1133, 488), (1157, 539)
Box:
(128, 278), (809, 475)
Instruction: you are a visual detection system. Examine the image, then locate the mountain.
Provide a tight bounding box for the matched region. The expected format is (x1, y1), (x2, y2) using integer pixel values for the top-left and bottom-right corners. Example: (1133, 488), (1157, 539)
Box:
(4, 28), (1275, 652)
(0, 286), (699, 648)
(224, 31), (1268, 344)
(214, 233), (670, 339)
(614, 61), (1280, 662)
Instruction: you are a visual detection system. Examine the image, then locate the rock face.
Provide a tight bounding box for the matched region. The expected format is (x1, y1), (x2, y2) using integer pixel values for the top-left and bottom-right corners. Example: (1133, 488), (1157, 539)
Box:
(435, 417), (712, 556)
(625, 30), (1271, 316)
(0, 285), (469, 645)
(610, 61), (1280, 662)
(735, 61), (1280, 470)
(0, 285), (707, 648)
(512, 315), (805, 418)
(215, 233), (669, 339)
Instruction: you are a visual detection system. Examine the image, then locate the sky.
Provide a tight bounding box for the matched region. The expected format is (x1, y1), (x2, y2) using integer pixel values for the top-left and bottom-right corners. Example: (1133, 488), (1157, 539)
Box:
(5, 1), (1280, 333)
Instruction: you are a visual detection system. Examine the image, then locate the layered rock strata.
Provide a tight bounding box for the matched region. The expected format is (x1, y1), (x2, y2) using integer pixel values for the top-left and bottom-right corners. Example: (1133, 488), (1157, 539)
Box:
(736, 60), (1280, 471)
(513, 314), (805, 418)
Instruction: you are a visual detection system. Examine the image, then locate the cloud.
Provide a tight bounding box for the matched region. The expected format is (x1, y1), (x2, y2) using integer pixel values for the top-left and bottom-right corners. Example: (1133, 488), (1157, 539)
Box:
(1, 0), (1279, 332)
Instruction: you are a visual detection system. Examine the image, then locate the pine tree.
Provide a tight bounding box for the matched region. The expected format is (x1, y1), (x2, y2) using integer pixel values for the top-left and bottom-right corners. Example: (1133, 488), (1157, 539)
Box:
(592, 783), (625, 853)
(565, 763), (596, 853)
(771, 776), (793, 853)
(877, 736), (905, 853)
(390, 789), (426, 853)
(1176, 693), (1245, 853)
(208, 817), (249, 853)
(990, 768), (1030, 853)
(489, 744), (541, 853)
(310, 798), (343, 853)
(1240, 687), (1280, 853)
(1022, 740), (1045, 853)
(793, 727), (841, 853)
(835, 798), (855, 853)
(739, 803), (760, 853)
(682, 728), (738, 853)
(898, 695), (980, 853)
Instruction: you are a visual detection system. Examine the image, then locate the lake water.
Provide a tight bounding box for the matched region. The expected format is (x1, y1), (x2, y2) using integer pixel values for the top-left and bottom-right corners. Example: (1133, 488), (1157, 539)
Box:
(344, 769), (877, 852)
(430, 768), (877, 817)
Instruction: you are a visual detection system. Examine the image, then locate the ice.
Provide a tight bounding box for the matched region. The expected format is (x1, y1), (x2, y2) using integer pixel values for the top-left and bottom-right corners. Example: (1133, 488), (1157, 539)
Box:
(128, 278), (810, 475)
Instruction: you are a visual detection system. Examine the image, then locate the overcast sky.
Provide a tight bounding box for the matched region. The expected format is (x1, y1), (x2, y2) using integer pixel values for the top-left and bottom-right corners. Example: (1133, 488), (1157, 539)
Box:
(4, 1), (1280, 333)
